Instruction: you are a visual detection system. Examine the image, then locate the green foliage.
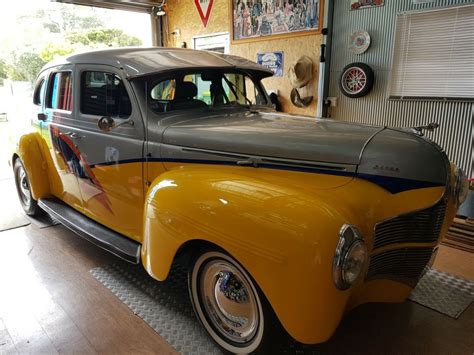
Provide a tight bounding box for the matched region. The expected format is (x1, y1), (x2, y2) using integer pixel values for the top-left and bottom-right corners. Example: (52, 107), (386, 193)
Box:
(40, 43), (75, 63)
(1, 4), (142, 83)
(35, 5), (105, 33)
(6, 53), (46, 83)
(67, 28), (142, 47)
(0, 59), (7, 85)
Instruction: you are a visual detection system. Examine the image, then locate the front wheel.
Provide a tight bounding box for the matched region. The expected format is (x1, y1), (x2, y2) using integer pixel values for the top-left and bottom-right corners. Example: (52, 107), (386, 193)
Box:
(188, 250), (281, 353)
(13, 158), (42, 216)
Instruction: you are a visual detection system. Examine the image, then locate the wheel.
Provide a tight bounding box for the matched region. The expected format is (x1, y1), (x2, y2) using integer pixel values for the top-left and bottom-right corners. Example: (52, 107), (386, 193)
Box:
(188, 250), (284, 353)
(13, 158), (42, 216)
(339, 62), (375, 98)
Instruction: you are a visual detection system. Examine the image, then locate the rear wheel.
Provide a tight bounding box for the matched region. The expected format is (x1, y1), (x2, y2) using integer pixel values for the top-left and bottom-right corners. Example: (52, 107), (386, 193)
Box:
(13, 158), (42, 216)
(188, 250), (284, 353)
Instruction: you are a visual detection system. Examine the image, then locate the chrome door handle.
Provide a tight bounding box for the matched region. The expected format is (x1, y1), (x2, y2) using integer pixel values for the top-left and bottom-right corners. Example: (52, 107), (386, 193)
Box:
(62, 132), (83, 139)
(69, 132), (83, 139)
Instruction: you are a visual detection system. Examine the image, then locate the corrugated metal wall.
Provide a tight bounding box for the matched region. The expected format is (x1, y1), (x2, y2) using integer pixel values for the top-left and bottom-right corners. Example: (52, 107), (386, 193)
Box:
(328, 0), (473, 176)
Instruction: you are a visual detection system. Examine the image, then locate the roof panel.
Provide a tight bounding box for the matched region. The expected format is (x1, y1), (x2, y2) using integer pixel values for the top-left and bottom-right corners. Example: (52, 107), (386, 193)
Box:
(42, 47), (273, 79)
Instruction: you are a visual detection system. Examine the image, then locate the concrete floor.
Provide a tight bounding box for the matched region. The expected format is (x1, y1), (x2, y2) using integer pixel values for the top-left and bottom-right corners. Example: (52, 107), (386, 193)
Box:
(0, 175), (473, 354)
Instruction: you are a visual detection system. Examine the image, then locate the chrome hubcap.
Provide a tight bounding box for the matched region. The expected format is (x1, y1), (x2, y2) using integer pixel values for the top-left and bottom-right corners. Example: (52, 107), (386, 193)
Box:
(17, 166), (31, 206)
(199, 260), (259, 344)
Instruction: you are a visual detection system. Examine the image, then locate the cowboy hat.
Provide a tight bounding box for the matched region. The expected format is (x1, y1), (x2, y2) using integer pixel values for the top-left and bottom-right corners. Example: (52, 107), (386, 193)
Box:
(290, 88), (313, 108)
(289, 55), (313, 89)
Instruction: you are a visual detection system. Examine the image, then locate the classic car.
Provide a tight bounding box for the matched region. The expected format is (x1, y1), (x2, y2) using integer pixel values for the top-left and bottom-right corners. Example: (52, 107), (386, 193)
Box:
(12, 47), (469, 353)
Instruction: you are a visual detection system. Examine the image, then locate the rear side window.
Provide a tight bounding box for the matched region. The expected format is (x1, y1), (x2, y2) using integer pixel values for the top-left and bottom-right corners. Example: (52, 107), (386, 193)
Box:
(47, 72), (73, 111)
(81, 71), (131, 118)
(33, 79), (45, 106)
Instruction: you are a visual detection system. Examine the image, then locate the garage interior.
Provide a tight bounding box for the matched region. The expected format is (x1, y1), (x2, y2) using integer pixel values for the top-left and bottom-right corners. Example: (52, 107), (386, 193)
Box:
(0, 0), (473, 354)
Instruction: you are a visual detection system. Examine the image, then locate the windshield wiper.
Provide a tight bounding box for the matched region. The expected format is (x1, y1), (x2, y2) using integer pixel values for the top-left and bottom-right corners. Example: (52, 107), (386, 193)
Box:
(222, 76), (253, 109)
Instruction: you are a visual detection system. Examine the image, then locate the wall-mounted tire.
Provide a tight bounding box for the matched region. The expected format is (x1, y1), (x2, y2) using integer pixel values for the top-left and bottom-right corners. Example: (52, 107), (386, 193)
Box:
(339, 62), (375, 98)
(13, 158), (42, 216)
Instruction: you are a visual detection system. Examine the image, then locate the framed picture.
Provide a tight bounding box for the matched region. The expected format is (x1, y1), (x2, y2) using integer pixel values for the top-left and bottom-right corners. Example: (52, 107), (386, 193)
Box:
(231, 0), (323, 43)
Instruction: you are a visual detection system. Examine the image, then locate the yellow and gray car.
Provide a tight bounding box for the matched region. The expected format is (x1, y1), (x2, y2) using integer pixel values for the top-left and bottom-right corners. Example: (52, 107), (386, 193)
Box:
(12, 48), (469, 353)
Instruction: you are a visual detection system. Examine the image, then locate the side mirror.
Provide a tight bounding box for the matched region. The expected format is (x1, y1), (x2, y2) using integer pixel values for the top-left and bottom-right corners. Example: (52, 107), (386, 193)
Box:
(98, 116), (115, 132)
(98, 116), (134, 132)
(37, 113), (47, 121)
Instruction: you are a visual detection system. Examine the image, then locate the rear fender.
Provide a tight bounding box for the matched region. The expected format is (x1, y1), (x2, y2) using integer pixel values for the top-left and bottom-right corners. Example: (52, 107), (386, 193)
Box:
(14, 132), (50, 200)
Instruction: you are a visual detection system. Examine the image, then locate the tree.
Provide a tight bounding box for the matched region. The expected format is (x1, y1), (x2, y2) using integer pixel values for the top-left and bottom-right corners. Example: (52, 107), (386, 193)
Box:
(0, 59), (7, 85)
(35, 5), (105, 34)
(67, 28), (142, 48)
(40, 43), (75, 63)
(6, 53), (46, 83)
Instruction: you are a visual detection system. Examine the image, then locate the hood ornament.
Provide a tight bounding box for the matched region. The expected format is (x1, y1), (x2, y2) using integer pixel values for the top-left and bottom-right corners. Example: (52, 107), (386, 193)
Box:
(412, 122), (439, 136)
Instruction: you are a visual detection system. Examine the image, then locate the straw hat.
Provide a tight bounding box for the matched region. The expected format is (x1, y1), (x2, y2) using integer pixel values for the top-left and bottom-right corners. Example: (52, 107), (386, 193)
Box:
(289, 55), (313, 89)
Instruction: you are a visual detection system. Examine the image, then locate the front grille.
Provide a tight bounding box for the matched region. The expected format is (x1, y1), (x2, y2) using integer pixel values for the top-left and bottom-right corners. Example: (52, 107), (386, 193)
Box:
(366, 247), (433, 285)
(373, 201), (446, 249)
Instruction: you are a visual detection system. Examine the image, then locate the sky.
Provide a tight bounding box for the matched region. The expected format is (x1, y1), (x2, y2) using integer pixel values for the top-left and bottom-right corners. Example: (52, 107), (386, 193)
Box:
(0, 0), (152, 48)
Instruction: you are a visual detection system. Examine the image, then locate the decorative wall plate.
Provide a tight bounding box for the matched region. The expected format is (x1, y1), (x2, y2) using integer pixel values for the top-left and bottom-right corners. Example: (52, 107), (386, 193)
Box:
(349, 31), (371, 55)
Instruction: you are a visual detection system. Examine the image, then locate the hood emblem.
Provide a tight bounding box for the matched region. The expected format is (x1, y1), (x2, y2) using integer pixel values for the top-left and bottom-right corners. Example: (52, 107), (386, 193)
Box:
(373, 165), (400, 173)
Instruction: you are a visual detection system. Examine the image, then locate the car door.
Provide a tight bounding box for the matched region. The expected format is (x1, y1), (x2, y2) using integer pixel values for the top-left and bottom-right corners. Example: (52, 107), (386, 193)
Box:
(42, 66), (84, 211)
(73, 65), (145, 241)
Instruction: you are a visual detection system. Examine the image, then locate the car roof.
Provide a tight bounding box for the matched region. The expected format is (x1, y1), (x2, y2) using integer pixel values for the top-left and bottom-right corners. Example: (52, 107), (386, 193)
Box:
(42, 47), (274, 80)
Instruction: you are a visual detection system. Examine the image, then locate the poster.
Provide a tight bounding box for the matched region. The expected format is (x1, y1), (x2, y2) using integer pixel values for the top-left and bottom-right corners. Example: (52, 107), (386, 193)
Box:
(257, 52), (284, 77)
(350, 0), (384, 10)
(232, 0), (322, 41)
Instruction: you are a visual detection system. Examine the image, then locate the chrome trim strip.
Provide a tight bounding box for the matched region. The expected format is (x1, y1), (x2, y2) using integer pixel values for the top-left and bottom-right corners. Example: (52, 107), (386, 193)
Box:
(163, 144), (358, 173)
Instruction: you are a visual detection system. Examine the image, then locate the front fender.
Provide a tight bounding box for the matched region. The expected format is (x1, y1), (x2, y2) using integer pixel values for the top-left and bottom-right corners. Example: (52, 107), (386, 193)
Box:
(141, 165), (357, 344)
(15, 132), (50, 200)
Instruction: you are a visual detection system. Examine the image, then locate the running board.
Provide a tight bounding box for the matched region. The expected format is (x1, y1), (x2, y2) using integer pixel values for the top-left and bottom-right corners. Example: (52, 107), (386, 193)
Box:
(38, 198), (140, 264)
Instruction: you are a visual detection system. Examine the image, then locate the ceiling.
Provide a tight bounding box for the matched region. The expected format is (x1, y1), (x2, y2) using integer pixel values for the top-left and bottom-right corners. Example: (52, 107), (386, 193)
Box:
(52, 0), (163, 13)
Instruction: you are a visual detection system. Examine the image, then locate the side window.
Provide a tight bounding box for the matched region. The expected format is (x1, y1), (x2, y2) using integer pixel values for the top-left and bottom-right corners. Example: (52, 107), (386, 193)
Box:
(81, 71), (132, 118)
(33, 79), (46, 106)
(47, 72), (73, 111)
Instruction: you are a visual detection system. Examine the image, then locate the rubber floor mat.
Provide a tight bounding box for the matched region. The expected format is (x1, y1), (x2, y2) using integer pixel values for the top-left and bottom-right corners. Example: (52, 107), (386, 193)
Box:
(409, 268), (474, 318)
(90, 262), (222, 355)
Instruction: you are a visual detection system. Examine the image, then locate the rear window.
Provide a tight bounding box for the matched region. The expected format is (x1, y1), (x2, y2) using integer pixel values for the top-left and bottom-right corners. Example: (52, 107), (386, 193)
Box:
(47, 72), (73, 111)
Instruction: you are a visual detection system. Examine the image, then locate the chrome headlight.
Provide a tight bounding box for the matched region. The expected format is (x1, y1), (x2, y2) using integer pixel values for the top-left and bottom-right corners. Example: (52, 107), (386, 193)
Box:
(454, 167), (469, 207)
(333, 225), (367, 290)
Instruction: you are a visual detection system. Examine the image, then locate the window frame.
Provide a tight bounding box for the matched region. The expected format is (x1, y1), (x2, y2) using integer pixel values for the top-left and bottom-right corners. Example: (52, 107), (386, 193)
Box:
(79, 69), (133, 118)
(147, 69), (270, 113)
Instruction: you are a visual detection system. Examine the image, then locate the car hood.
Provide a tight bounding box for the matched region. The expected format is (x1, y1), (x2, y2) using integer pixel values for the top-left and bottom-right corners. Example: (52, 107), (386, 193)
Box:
(161, 111), (381, 166)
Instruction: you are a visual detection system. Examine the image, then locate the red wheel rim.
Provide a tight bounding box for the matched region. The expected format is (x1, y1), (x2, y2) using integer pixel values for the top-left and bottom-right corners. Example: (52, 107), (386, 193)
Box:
(341, 67), (367, 95)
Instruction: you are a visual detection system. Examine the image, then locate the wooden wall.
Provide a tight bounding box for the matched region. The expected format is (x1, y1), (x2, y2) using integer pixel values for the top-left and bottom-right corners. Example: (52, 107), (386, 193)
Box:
(165, 0), (322, 116)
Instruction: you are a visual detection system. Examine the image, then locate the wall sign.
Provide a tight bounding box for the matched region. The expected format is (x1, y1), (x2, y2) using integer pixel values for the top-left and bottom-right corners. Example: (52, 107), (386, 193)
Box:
(351, 0), (384, 10)
(257, 52), (284, 77)
(232, 0), (323, 42)
(194, 0), (214, 27)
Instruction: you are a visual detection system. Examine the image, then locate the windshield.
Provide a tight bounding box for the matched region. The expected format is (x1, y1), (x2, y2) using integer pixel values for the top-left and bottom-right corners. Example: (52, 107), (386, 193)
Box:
(148, 71), (269, 113)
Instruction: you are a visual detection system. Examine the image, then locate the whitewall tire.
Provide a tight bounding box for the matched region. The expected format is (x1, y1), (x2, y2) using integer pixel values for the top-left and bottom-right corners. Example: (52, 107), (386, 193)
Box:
(188, 251), (268, 354)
